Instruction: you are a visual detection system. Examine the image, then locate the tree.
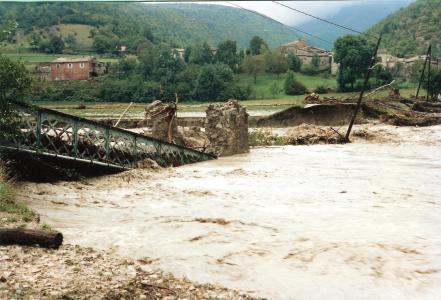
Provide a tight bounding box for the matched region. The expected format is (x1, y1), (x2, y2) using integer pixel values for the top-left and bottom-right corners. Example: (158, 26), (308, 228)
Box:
(92, 34), (115, 54)
(188, 42), (213, 65)
(334, 35), (374, 91)
(241, 55), (266, 83)
(269, 82), (280, 98)
(249, 36), (268, 56)
(113, 57), (138, 78)
(28, 32), (42, 50)
(64, 33), (77, 51)
(0, 18), (16, 42)
(287, 53), (301, 72)
(373, 65), (393, 86)
(192, 63), (234, 101)
(265, 53), (288, 78)
(0, 56), (32, 141)
(284, 70), (295, 94)
(39, 36), (65, 54)
(283, 70), (307, 95)
(183, 46), (192, 63)
(311, 53), (321, 69)
(215, 40), (238, 71)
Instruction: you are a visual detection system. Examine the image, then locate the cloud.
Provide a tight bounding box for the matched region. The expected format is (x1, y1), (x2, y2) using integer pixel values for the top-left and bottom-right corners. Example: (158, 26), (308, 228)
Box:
(226, 1), (352, 26)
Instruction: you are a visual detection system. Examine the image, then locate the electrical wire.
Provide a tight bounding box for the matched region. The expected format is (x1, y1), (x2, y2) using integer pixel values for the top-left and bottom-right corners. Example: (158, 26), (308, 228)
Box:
(228, 2), (334, 46)
(272, 1), (380, 39)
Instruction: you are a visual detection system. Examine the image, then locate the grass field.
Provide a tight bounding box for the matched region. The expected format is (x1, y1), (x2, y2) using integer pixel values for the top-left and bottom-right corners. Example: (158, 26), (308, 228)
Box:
(2, 52), (119, 64)
(59, 24), (95, 50)
(37, 87), (419, 119)
(236, 73), (337, 99)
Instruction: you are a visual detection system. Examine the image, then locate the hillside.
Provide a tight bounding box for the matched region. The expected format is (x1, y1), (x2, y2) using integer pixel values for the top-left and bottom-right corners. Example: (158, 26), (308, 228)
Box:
(367, 0), (441, 56)
(297, 0), (414, 50)
(0, 2), (300, 52)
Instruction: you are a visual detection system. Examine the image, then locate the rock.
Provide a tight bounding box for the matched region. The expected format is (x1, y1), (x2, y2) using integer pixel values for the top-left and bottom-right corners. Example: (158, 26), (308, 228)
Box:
(205, 100), (249, 156)
(137, 158), (161, 170)
(175, 126), (209, 150)
(143, 100), (177, 142)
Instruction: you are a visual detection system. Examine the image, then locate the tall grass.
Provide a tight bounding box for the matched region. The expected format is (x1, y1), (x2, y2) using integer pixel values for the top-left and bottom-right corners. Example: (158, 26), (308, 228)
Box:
(0, 163), (37, 223)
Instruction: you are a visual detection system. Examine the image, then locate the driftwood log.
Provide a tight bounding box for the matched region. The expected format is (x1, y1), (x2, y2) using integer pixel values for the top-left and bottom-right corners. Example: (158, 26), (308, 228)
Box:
(0, 228), (63, 249)
(412, 101), (441, 113)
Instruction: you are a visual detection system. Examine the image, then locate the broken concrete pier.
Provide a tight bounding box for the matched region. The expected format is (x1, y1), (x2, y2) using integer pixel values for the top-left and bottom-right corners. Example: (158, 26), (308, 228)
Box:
(205, 100), (249, 156)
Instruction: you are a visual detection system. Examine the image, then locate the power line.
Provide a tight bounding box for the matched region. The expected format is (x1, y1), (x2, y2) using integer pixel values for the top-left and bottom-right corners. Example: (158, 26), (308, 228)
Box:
(228, 2), (334, 46)
(272, 1), (379, 39)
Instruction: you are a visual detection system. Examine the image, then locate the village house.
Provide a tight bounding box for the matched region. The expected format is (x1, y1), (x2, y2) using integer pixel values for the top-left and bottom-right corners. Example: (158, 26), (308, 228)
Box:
(377, 48), (440, 79)
(172, 47), (217, 60)
(35, 56), (107, 81)
(279, 39), (338, 74)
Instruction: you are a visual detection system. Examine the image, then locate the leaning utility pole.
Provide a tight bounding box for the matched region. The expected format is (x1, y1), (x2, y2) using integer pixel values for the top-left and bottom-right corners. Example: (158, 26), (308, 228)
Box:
(344, 35), (382, 142)
(427, 46), (432, 101)
(416, 45), (431, 99)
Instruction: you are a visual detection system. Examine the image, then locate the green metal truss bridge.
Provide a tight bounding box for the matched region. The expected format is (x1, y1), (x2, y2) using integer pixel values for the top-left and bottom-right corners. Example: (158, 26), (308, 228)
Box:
(0, 102), (215, 170)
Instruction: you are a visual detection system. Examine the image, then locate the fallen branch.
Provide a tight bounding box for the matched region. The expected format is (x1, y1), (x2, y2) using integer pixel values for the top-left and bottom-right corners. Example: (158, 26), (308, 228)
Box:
(114, 102), (133, 127)
(330, 127), (344, 139)
(140, 282), (177, 296)
(0, 228), (63, 249)
(364, 80), (396, 99)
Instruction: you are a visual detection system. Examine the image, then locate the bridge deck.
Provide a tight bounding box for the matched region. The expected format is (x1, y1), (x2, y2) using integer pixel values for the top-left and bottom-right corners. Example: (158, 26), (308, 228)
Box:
(1, 102), (215, 170)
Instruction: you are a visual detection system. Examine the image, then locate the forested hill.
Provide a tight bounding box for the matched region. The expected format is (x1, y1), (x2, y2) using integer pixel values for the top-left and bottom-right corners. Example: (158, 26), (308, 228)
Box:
(297, 0), (414, 50)
(367, 0), (441, 56)
(0, 2), (301, 50)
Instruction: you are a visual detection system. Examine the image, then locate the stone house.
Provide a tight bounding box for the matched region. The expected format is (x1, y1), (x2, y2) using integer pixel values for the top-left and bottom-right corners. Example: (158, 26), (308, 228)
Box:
(35, 56), (107, 81)
(377, 48), (440, 79)
(279, 39), (338, 74)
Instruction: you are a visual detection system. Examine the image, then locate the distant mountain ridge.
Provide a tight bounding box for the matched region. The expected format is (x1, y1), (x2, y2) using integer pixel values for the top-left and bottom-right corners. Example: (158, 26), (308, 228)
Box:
(297, 0), (415, 50)
(0, 2), (301, 50)
(367, 0), (441, 56)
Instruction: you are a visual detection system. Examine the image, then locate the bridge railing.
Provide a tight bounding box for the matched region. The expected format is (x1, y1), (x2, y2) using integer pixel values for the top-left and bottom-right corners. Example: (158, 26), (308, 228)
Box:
(2, 101), (215, 169)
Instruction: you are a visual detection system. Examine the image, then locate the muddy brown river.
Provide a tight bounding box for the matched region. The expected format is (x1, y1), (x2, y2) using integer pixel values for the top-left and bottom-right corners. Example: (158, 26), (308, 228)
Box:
(20, 136), (441, 299)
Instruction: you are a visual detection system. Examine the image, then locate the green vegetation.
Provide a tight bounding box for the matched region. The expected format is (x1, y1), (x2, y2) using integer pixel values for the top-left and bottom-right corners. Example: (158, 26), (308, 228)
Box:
(334, 35), (375, 91)
(249, 129), (287, 147)
(0, 164), (37, 223)
(59, 24), (94, 50)
(0, 2), (299, 54)
(368, 0), (441, 56)
(236, 73), (336, 99)
(0, 55), (32, 141)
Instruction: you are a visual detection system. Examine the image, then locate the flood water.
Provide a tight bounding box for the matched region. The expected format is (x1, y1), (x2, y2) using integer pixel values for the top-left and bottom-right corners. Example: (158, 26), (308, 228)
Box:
(21, 143), (441, 300)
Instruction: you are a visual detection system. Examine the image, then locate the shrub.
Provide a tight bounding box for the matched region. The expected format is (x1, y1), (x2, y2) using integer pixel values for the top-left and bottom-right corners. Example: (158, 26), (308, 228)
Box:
(301, 64), (319, 76)
(284, 70), (295, 94)
(287, 80), (308, 95)
(0, 162), (38, 223)
(314, 85), (329, 94)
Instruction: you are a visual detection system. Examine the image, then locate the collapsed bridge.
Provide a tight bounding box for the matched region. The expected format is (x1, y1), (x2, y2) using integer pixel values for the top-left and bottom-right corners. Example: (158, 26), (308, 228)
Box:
(0, 102), (215, 171)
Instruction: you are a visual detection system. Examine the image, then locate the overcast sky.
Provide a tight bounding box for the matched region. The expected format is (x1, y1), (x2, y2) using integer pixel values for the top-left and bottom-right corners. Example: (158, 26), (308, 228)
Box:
(159, 0), (412, 26)
(220, 1), (353, 25)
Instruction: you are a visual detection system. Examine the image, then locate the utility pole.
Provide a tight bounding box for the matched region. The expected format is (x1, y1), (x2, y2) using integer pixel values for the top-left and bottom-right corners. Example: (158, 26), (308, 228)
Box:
(344, 35), (382, 143)
(416, 45), (431, 99)
(427, 46), (432, 101)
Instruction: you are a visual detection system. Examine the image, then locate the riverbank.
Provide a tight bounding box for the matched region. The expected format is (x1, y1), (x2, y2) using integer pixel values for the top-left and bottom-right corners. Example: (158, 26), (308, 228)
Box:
(0, 244), (260, 299)
(0, 165), (261, 299)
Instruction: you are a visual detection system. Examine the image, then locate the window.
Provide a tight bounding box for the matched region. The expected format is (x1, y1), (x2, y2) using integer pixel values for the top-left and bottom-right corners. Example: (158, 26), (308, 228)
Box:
(56, 64), (61, 69)
(79, 63), (85, 69)
(68, 63), (73, 69)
